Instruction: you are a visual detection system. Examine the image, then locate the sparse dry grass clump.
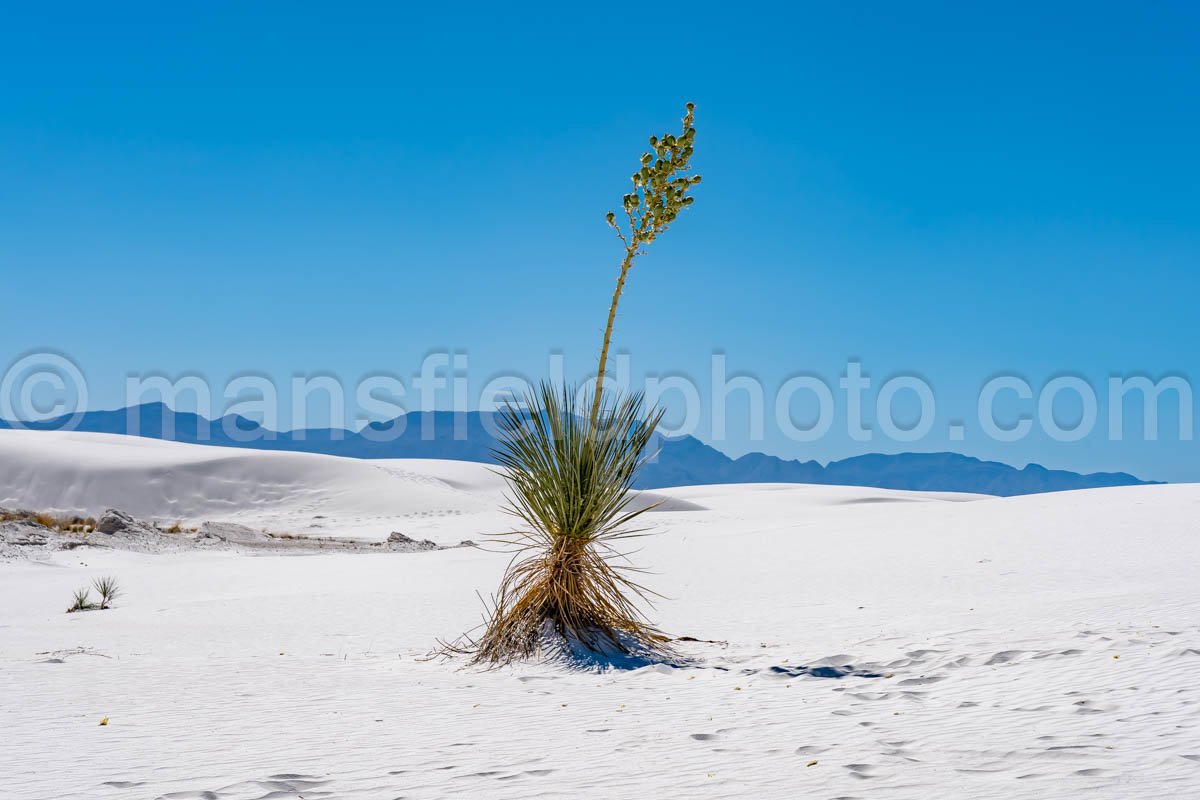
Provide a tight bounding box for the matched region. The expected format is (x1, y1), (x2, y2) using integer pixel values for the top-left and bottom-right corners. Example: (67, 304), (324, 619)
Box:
(63, 517), (97, 534)
(1, 509), (96, 534)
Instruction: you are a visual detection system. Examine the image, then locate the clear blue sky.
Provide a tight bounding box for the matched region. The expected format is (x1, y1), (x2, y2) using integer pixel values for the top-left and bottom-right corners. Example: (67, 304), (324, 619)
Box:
(2, 3), (1197, 482)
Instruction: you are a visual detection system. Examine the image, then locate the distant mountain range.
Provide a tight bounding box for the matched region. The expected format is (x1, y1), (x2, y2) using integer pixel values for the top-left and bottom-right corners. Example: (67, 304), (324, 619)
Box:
(0, 402), (1158, 497)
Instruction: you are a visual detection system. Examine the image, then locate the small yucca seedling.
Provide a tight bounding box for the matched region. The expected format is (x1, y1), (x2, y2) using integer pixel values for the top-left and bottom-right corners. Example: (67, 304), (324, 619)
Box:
(455, 104), (700, 666)
(67, 587), (95, 613)
(93, 576), (121, 610)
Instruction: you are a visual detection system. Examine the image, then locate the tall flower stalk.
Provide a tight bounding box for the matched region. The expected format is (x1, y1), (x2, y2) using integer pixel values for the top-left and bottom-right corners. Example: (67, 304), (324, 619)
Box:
(592, 103), (701, 424)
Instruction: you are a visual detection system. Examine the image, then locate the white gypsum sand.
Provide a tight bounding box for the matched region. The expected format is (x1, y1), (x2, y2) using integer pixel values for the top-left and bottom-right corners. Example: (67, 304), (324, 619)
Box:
(0, 429), (691, 546)
(1, 429), (1198, 798)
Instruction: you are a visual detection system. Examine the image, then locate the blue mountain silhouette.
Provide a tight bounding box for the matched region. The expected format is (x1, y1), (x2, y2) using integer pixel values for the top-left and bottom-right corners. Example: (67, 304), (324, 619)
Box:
(0, 403), (1156, 496)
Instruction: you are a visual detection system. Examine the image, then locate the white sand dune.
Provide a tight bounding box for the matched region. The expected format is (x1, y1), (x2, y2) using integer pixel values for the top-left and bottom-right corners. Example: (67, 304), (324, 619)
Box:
(2, 431), (1199, 798)
(0, 430), (693, 541)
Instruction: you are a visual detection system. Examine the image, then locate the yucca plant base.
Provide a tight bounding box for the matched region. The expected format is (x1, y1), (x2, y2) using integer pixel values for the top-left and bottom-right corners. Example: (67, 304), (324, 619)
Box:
(456, 385), (672, 667)
(471, 534), (668, 665)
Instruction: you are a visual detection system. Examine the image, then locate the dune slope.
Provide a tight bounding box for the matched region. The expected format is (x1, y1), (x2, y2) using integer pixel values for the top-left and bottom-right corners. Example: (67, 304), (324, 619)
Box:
(0, 432), (1197, 799)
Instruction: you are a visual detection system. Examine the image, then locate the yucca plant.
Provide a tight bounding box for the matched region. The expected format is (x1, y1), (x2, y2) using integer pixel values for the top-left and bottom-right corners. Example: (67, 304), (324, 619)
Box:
(457, 104), (701, 665)
(93, 576), (121, 609)
(67, 587), (95, 613)
(467, 384), (667, 663)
